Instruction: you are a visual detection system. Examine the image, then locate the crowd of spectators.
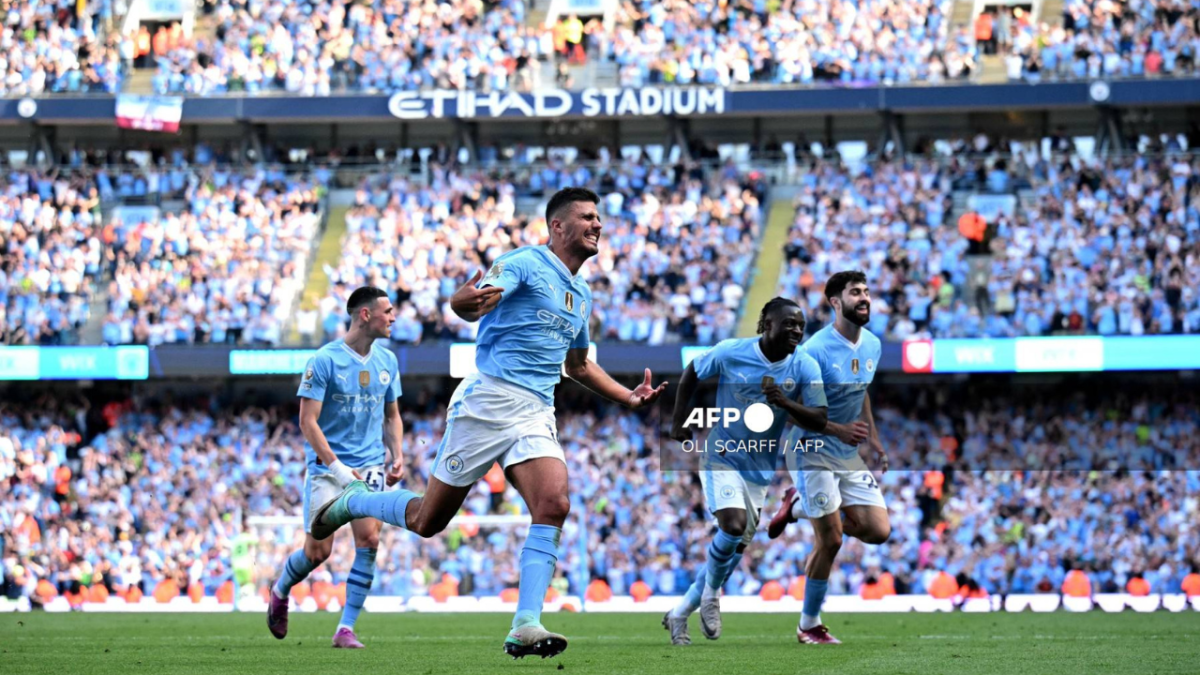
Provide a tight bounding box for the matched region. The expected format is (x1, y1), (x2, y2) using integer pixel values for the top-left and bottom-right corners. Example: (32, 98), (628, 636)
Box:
(153, 0), (544, 96)
(99, 167), (324, 346)
(0, 169), (104, 345)
(986, 0), (1200, 82)
(318, 160), (764, 346)
(777, 152), (1200, 339)
(9, 0), (1200, 99)
(0, 0), (123, 97)
(607, 0), (976, 88)
(2, 378), (1197, 606)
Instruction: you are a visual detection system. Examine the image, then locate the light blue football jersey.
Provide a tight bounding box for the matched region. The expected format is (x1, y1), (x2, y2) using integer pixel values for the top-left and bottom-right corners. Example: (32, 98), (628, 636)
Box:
(476, 245), (592, 405)
(297, 339), (402, 472)
(691, 337), (826, 485)
(785, 324), (881, 462)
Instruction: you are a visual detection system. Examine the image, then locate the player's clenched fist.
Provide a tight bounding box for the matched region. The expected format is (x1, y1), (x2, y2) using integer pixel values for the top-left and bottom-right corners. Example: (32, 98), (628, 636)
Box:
(451, 269), (505, 321)
(762, 382), (788, 408)
(833, 420), (870, 445)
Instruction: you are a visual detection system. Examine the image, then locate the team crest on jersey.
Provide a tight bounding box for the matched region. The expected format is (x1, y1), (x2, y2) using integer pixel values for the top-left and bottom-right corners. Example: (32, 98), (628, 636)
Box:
(359, 370), (370, 387)
(866, 358), (875, 373)
(813, 493), (830, 509)
(446, 456), (465, 474)
(851, 358), (860, 375)
(564, 291), (574, 312)
(783, 377), (796, 392)
(580, 300), (586, 318)
(720, 485), (736, 499)
(380, 370), (391, 386)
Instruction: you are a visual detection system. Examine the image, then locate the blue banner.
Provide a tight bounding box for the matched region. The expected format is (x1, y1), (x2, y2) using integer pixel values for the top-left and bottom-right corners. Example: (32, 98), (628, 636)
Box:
(903, 335), (1200, 373)
(0, 346), (149, 380)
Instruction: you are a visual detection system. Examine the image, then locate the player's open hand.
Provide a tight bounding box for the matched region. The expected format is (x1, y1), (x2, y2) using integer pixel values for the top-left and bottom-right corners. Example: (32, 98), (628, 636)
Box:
(628, 368), (667, 409)
(450, 269), (504, 321)
(834, 420), (870, 446)
(386, 455), (405, 486)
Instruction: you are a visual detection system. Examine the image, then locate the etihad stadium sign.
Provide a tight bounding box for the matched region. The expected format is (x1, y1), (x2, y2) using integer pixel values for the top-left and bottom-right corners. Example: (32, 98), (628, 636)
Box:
(387, 86), (726, 120)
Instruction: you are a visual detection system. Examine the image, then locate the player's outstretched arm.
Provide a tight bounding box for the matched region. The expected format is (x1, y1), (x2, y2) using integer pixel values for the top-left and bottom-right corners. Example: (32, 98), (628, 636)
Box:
(383, 401), (405, 486)
(565, 349), (667, 410)
(299, 398), (359, 485)
(669, 363), (700, 441)
(450, 269), (505, 322)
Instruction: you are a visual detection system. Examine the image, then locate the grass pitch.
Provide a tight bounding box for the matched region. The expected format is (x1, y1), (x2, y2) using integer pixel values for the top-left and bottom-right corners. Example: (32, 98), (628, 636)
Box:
(3, 611), (1198, 675)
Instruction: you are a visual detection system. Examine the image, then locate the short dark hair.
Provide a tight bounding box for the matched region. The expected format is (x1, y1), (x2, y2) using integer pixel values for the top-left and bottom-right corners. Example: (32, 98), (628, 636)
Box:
(756, 297), (801, 334)
(546, 187), (600, 223)
(824, 271), (869, 302)
(347, 286), (388, 315)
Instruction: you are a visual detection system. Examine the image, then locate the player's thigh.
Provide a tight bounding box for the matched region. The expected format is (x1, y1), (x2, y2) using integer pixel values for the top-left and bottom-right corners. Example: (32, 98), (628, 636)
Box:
(837, 471), (888, 538)
(794, 468), (842, 519)
(304, 470), (344, 534)
(505, 453), (570, 524)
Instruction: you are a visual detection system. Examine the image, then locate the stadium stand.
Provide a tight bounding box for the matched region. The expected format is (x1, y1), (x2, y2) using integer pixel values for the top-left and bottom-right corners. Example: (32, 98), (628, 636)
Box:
(1023, 0), (1200, 82)
(321, 162), (765, 345)
(776, 153), (1200, 338)
(2, 380), (1196, 604)
(100, 168), (324, 346)
(607, 0), (975, 87)
(0, 170), (104, 345)
(0, 0), (124, 96)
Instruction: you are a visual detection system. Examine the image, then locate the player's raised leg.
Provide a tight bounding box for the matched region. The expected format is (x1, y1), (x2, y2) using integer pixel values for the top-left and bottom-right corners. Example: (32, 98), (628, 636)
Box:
(503, 455), (570, 659)
(313, 476), (473, 539)
(332, 517), (383, 649)
(841, 504), (890, 545)
(269, 534), (333, 639)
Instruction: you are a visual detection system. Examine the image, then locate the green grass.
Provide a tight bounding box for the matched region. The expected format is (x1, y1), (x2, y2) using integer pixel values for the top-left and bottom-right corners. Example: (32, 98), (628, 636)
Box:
(3, 612), (1199, 675)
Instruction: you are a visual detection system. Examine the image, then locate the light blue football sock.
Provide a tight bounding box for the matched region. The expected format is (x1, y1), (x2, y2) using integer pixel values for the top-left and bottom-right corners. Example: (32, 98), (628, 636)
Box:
(722, 552), (744, 588)
(704, 529), (741, 591)
(338, 548), (376, 631)
(673, 565), (707, 618)
(512, 524), (561, 630)
(802, 577), (830, 629)
(347, 489), (418, 529)
(274, 549), (319, 598)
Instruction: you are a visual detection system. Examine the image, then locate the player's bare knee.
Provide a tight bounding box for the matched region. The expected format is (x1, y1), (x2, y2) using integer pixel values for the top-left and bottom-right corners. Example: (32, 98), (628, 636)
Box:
(356, 533), (381, 549)
(304, 543), (332, 566)
(863, 524), (891, 545)
(408, 513), (446, 539)
(715, 507), (748, 537)
(818, 532), (843, 556)
(532, 492), (571, 525)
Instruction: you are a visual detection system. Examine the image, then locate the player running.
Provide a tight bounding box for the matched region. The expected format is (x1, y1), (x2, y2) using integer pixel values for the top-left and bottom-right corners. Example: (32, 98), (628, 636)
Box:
(766, 270), (891, 645)
(267, 286), (405, 649)
(664, 298), (828, 646)
(309, 187), (667, 660)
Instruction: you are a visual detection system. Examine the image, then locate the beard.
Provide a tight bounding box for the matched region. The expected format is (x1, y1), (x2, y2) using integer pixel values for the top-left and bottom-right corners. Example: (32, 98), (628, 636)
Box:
(842, 301), (870, 326)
